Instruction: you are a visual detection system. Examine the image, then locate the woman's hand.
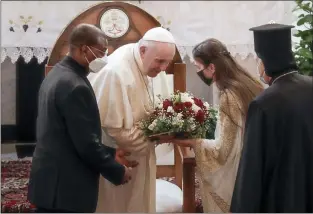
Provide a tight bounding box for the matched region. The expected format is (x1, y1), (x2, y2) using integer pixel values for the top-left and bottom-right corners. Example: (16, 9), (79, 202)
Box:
(171, 139), (198, 148)
(157, 138), (202, 148)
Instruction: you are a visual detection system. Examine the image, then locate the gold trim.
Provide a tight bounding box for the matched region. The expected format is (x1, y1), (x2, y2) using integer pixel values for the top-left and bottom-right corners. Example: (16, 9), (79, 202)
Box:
(209, 191), (230, 212)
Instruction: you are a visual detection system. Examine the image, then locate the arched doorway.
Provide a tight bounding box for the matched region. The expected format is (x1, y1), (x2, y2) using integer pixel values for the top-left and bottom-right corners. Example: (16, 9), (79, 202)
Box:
(46, 2), (183, 77)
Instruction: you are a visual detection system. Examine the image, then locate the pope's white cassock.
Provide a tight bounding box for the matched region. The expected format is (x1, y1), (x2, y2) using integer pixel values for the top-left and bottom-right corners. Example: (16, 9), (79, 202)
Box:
(87, 29), (174, 212)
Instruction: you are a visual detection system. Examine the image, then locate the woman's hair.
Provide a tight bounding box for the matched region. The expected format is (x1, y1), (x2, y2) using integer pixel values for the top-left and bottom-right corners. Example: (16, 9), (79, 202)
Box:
(193, 38), (264, 128)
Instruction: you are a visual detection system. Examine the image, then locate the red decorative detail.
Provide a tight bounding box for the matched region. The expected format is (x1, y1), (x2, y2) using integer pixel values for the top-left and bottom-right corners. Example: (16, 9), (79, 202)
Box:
(163, 99), (173, 110)
(107, 24), (123, 37)
(1, 160), (204, 213)
(1, 160), (36, 213)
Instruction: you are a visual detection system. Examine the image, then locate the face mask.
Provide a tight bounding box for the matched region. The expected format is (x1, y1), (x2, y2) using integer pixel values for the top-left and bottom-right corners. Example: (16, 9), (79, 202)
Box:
(197, 69), (213, 86)
(257, 61), (267, 84)
(89, 56), (108, 73)
(259, 75), (267, 84)
(85, 47), (108, 73)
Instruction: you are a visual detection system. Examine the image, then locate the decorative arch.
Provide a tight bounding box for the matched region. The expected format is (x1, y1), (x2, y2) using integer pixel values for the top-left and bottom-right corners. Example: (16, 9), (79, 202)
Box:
(46, 1), (183, 76)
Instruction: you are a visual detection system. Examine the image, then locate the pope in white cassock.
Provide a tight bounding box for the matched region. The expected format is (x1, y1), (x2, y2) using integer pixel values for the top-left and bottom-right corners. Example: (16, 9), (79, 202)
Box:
(87, 27), (177, 213)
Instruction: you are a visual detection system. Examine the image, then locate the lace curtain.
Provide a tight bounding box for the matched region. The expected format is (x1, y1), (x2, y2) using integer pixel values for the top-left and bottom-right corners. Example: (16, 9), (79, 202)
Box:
(1, 1), (297, 64)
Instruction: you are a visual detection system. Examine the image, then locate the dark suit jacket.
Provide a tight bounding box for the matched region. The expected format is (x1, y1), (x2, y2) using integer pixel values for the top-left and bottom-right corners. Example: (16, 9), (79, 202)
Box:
(231, 73), (313, 212)
(28, 56), (125, 212)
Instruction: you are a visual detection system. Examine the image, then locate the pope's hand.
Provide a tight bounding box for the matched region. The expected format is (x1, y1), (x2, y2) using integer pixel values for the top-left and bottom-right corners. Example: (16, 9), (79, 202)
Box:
(115, 148), (139, 168)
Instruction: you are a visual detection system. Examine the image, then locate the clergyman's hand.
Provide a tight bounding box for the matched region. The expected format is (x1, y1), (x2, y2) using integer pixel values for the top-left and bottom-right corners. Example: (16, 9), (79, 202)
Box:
(115, 148), (139, 168)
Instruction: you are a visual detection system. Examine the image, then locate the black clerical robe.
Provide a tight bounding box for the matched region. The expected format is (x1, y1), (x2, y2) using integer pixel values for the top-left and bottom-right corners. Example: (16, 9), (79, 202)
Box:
(28, 56), (125, 212)
(230, 73), (313, 212)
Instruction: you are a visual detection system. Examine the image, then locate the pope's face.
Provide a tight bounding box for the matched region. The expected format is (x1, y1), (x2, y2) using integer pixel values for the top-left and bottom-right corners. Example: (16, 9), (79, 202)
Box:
(140, 42), (176, 78)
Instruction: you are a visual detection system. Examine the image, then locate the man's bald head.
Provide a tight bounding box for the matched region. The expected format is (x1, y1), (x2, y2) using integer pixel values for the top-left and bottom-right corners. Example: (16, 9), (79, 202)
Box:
(68, 24), (108, 67)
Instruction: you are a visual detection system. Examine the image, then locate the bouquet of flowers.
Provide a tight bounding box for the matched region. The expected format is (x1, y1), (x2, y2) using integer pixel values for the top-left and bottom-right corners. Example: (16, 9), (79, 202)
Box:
(138, 91), (218, 141)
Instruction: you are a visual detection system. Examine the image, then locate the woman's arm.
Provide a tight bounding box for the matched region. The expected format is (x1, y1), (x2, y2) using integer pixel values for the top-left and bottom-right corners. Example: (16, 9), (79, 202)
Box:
(194, 91), (242, 171)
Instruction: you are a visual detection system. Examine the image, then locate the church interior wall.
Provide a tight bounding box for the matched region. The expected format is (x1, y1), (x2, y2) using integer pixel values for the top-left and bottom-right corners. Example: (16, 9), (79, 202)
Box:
(1, 59), (16, 125)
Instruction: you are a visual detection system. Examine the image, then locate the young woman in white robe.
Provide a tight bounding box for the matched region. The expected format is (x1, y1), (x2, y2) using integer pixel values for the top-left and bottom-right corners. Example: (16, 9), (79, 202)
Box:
(170, 38), (264, 212)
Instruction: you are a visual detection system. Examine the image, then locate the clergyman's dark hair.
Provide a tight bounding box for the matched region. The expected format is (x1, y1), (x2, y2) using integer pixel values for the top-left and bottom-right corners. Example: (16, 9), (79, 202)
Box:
(69, 23), (107, 48)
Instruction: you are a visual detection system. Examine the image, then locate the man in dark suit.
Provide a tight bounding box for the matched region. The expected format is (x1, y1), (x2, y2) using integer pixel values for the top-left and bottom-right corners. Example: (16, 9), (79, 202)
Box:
(28, 24), (135, 213)
(230, 23), (313, 212)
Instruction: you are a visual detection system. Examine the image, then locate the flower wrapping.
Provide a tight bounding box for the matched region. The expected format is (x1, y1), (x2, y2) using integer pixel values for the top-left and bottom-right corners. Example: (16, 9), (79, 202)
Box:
(138, 91), (218, 140)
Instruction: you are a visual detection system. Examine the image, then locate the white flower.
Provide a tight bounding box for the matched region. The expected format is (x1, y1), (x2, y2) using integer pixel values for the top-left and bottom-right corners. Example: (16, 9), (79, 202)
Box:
(154, 95), (163, 109)
(192, 104), (201, 113)
(157, 102), (163, 109)
(180, 92), (194, 103)
(177, 113), (183, 119)
(204, 102), (210, 109)
(167, 106), (174, 113)
(148, 119), (158, 131)
(172, 115), (184, 128)
(189, 124), (196, 131)
(148, 124), (154, 131)
(188, 118), (197, 131)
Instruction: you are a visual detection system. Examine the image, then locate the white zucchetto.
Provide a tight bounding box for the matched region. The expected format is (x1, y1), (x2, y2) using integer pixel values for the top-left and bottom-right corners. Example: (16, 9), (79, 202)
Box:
(142, 27), (176, 44)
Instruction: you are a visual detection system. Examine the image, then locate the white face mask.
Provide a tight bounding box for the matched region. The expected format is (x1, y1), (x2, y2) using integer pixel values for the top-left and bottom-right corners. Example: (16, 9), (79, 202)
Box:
(256, 60), (268, 85)
(89, 55), (108, 73)
(85, 47), (108, 73)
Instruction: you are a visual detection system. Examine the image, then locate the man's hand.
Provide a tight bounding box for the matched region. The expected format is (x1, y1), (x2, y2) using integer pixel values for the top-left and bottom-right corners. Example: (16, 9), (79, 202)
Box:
(122, 166), (132, 184)
(115, 148), (139, 168)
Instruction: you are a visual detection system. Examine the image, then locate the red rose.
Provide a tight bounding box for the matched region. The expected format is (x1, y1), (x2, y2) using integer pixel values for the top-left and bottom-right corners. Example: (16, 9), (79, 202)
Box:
(184, 102), (192, 108)
(192, 97), (204, 108)
(173, 103), (184, 112)
(163, 99), (173, 110)
(195, 110), (205, 123)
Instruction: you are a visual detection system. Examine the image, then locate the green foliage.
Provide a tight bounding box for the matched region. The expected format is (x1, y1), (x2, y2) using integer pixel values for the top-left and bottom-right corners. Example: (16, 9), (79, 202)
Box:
(293, 0), (313, 76)
(205, 108), (218, 140)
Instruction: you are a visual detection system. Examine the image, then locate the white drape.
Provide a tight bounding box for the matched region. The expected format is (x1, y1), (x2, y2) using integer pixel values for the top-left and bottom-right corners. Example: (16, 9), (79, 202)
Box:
(1, 1), (297, 63)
